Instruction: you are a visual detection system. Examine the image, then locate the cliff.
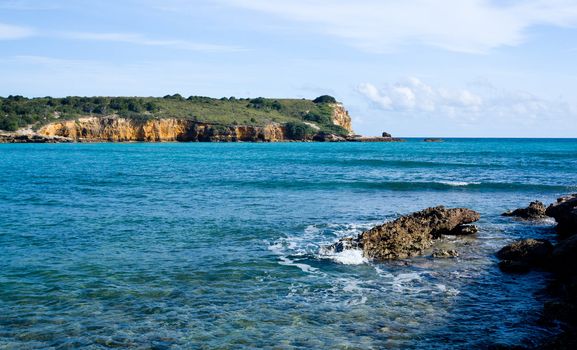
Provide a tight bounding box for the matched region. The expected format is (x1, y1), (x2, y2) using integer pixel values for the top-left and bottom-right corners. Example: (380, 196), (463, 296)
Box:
(38, 117), (286, 142)
(329, 103), (353, 133)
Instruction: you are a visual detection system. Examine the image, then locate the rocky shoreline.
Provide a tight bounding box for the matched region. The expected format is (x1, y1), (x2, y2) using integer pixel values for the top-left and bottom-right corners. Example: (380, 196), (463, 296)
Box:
(496, 195), (577, 349)
(325, 196), (576, 348)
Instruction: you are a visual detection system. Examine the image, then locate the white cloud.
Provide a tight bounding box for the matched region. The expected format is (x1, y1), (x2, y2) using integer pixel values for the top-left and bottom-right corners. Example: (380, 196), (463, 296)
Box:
(60, 32), (244, 53)
(222, 0), (577, 53)
(0, 22), (34, 39)
(358, 78), (571, 123)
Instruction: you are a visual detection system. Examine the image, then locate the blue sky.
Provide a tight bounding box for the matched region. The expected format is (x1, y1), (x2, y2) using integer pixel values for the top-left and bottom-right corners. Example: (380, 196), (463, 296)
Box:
(1, 0), (577, 137)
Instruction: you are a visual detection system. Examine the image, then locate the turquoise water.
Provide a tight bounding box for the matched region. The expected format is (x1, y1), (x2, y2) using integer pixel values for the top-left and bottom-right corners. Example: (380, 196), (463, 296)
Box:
(1, 139), (576, 349)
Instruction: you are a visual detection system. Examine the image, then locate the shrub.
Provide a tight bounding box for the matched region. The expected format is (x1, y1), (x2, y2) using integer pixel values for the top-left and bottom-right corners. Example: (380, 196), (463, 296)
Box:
(285, 121), (315, 140)
(313, 95), (337, 104)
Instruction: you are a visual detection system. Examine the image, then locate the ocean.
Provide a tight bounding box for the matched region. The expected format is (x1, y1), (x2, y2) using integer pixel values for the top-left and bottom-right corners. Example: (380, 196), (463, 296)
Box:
(1, 139), (576, 349)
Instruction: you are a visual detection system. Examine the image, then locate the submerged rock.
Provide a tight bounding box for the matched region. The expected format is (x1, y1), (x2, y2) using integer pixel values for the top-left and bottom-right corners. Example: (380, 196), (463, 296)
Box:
(502, 201), (548, 220)
(432, 249), (459, 258)
(546, 194), (577, 236)
(496, 239), (553, 273)
(326, 206), (480, 261)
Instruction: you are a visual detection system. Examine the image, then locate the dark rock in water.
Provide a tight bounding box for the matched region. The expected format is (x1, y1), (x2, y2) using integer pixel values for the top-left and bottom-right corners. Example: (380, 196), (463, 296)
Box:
(551, 234), (577, 276)
(447, 224), (478, 235)
(496, 239), (553, 273)
(498, 260), (532, 274)
(543, 301), (577, 324)
(312, 132), (347, 142)
(424, 138), (443, 142)
(327, 206), (480, 261)
(546, 194), (577, 236)
(502, 201), (548, 220)
(325, 237), (361, 253)
(381, 131), (392, 138)
(432, 249), (459, 258)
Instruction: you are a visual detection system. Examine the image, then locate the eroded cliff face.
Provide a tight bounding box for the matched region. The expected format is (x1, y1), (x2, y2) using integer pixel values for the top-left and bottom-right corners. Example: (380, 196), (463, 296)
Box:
(329, 103), (354, 134)
(38, 116), (286, 142)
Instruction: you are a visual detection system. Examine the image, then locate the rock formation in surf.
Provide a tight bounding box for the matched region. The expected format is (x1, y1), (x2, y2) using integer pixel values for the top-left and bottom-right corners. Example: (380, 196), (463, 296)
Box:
(326, 206), (480, 261)
(502, 201), (548, 220)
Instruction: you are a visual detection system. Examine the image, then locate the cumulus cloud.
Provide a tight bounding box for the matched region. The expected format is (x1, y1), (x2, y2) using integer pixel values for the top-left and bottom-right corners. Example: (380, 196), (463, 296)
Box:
(0, 22), (34, 39)
(357, 78), (572, 123)
(221, 0), (577, 53)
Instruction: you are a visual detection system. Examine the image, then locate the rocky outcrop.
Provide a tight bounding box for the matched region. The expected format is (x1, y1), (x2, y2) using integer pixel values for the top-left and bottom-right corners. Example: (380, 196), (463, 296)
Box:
(496, 239), (553, 273)
(346, 136), (405, 142)
(38, 117), (286, 142)
(0, 132), (73, 143)
(325, 206), (480, 261)
(546, 194), (577, 236)
(550, 234), (577, 276)
(329, 103), (353, 134)
(502, 201), (548, 220)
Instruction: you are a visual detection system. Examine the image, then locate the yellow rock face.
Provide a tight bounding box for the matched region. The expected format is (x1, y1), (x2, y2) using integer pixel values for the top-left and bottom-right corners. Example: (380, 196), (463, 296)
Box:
(329, 104), (354, 134)
(38, 116), (287, 142)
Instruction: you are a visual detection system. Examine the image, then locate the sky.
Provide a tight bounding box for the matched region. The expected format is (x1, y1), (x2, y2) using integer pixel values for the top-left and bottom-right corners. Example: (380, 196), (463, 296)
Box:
(1, 0), (577, 137)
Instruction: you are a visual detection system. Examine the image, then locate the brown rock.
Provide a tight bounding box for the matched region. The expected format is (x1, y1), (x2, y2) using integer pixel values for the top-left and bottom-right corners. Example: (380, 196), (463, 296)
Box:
(496, 239), (553, 272)
(325, 206), (480, 261)
(502, 201), (548, 220)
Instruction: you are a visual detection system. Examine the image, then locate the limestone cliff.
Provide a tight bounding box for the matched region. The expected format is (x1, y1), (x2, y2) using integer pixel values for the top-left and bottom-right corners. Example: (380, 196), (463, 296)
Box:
(329, 103), (354, 134)
(38, 116), (286, 142)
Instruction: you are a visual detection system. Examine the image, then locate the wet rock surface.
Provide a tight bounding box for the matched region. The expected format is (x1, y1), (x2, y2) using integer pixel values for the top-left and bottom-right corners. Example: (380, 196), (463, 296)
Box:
(502, 201), (548, 220)
(546, 194), (577, 236)
(432, 249), (459, 258)
(326, 206), (480, 261)
(496, 239), (553, 268)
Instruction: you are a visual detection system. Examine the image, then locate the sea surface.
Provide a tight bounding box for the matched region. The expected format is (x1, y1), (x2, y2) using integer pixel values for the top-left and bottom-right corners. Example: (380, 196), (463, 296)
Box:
(1, 139), (577, 349)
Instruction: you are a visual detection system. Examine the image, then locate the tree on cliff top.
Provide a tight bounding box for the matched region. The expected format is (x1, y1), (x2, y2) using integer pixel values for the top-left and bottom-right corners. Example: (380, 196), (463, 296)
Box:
(313, 95), (337, 104)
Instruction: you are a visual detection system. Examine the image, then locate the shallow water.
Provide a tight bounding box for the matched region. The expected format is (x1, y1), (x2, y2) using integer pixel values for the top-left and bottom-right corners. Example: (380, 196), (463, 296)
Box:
(1, 139), (576, 349)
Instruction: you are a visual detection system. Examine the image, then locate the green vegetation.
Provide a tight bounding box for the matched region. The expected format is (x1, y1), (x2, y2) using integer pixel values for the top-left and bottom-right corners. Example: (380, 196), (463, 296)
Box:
(313, 95), (337, 104)
(285, 121), (316, 140)
(0, 95), (348, 136)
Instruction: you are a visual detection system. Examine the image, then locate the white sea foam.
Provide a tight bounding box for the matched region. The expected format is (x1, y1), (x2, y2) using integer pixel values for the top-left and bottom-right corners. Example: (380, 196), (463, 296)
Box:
(439, 181), (476, 186)
(321, 248), (368, 265)
(278, 256), (318, 273)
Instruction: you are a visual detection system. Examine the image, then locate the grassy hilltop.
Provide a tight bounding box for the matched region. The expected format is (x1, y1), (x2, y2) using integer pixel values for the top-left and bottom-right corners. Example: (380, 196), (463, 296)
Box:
(0, 94), (349, 136)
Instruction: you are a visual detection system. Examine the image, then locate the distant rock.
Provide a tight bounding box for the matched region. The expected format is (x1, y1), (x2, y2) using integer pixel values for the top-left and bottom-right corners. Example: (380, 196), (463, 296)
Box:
(0, 132), (73, 143)
(424, 138), (443, 142)
(382, 132), (392, 138)
(325, 206), (480, 261)
(546, 194), (577, 236)
(312, 133), (347, 142)
(502, 201), (548, 220)
(496, 239), (553, 273)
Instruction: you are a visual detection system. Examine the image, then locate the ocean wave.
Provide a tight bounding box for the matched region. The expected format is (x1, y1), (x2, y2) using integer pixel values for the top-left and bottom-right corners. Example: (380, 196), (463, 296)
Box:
(233, 179), (575, 192)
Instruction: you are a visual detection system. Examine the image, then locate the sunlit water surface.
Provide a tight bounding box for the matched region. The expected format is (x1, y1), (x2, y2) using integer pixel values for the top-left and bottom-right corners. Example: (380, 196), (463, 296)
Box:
(1, 139), (577, 349)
